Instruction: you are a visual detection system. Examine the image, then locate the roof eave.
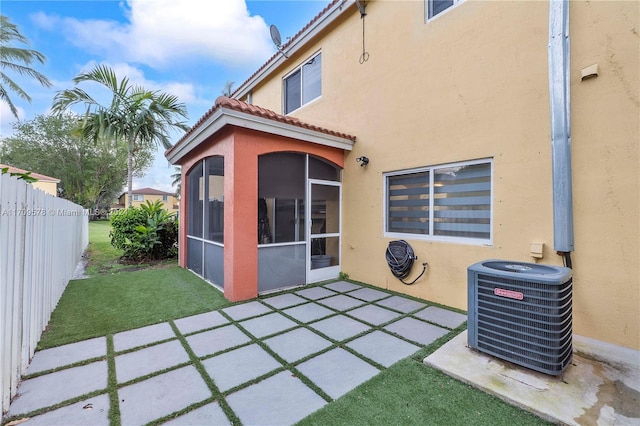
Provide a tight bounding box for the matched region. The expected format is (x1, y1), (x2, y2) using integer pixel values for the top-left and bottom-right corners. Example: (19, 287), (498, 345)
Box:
(234, 0), (355, 100)
(165, 107), (354, 165)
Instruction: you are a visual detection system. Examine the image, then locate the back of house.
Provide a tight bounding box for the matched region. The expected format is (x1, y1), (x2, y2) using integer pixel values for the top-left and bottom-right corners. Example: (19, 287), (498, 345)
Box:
(167, 0), (639, 352)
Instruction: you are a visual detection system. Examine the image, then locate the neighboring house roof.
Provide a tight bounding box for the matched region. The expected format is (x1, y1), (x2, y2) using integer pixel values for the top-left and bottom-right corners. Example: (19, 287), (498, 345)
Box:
(233, 0), (351, 100)
(166, 96), (356, 163)
(120, 187), (175, 198)
(0, 163), (60, 183)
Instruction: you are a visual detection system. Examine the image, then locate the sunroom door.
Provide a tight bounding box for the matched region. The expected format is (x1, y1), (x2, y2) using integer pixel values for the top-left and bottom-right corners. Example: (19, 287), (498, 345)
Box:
(308, 179), (341, 282)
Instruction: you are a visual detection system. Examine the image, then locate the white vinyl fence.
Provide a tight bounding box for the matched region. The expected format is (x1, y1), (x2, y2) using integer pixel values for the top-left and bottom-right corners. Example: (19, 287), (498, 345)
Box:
(0, 173), (89, 414)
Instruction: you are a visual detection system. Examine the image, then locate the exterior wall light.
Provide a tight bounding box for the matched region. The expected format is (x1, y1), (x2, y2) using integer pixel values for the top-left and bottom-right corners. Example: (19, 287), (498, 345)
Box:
(356, 156), (369, 166)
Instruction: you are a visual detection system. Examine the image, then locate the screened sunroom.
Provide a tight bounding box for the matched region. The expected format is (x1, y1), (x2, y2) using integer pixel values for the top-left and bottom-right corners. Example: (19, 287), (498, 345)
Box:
(165, 97), (355, 302)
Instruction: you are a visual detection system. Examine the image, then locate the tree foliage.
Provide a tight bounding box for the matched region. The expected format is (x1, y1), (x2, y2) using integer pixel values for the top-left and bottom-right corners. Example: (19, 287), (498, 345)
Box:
(0, 15), (52, 119)
(0, 114), (150, 210)
(51, 64), (189, 207)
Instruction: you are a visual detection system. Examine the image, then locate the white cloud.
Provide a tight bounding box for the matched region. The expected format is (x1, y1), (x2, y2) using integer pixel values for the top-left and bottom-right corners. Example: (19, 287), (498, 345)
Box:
(133, 147), (176, 193)
(0, 101), (25, 137)
(63, 60), (197, 111)
(57, 0), (272, 69)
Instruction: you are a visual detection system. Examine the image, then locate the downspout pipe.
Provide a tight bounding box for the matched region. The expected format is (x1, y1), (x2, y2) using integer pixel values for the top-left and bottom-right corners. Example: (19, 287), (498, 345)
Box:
(548, 0), (574, 266)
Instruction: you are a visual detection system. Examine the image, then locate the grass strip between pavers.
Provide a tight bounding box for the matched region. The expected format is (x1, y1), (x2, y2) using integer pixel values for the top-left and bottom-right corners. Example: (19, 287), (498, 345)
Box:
(106, 336), (121, 426)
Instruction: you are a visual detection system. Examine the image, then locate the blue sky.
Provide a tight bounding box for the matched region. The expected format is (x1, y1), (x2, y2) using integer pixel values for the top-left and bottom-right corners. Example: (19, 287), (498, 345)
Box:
(1, 0), (330, 193)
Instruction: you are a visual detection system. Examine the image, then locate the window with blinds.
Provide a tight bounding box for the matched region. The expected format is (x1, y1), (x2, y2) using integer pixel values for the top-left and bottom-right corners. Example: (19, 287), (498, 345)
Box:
(385, 159), (492, 244)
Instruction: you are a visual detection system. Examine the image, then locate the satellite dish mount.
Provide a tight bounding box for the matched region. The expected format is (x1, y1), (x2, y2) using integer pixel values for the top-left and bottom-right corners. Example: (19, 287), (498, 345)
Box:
(270, 24), (288, 59)
(355, 0), (367, 17)
(355, 0), (369, 63)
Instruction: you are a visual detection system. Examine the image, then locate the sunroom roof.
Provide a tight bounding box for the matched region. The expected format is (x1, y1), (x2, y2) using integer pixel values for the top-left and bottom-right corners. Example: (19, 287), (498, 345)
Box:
(165, 96), (355, 164)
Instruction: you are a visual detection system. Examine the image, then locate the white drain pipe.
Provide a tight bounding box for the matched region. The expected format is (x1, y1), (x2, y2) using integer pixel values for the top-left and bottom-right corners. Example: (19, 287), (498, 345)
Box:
(548, 0), (574, 262)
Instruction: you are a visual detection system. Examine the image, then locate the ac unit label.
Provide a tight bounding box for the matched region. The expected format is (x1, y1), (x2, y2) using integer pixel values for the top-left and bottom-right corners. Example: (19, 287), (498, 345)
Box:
(494, 288), (524, 300)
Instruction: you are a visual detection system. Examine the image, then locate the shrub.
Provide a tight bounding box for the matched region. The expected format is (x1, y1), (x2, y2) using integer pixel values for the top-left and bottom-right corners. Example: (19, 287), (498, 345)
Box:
(110, 200), (178, 261)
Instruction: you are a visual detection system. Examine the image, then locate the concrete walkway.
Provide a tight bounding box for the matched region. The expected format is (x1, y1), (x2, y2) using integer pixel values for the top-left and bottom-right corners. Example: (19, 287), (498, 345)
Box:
(3, 281), (466, 425)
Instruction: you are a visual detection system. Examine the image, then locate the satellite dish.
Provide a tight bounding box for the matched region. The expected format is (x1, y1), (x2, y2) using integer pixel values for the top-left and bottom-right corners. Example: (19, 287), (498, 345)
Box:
(270, 24), (282, 47)
(270, 24), (288, 58)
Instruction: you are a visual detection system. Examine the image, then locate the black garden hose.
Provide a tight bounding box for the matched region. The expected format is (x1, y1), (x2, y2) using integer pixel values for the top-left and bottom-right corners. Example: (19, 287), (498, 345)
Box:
(385, 240), (427, 285)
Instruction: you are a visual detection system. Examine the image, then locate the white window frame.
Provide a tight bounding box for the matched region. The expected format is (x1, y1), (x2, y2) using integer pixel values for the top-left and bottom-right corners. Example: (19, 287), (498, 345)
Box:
(426, 0), (464, 22)
(383, 158), (493, 246)
(162, 195), (168, 202)
(283, 51), (322, 114)
(132, 194), (144, 202)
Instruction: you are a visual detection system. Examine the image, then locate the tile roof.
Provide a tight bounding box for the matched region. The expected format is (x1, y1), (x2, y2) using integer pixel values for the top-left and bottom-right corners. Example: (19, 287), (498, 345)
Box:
(169, 96), (356, 155)
(127, 187), (175, 196)
(0, 164), (60, 182)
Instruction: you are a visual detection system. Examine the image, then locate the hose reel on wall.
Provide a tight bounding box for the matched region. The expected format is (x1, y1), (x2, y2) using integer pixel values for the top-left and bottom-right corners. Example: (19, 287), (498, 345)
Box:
(385, 240), (427, 285)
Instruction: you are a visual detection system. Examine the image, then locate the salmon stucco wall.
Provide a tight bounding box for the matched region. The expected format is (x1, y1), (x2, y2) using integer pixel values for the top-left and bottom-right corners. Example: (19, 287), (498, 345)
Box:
(242, 1), (639, 349)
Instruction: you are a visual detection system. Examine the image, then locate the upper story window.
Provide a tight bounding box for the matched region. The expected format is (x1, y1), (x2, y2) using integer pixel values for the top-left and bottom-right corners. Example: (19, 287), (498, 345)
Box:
(384, 159), (492, 245)
(284, 52), (322, 114)
(162, 195), (168, 202)
(427, 0), (463, 20)
(132, 194), (144, 202)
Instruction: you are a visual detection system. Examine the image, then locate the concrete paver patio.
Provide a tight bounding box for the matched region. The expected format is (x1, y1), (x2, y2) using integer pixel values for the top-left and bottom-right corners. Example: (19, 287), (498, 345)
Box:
(4, 281), (465, 426)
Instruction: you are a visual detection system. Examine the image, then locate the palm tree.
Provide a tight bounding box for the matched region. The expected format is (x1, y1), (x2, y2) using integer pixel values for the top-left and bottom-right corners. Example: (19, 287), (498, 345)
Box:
(51, 64), (188, 207)
(221, 80), (235, 97)
(0, 15), (53, 119)
(170, 166), (181, 199)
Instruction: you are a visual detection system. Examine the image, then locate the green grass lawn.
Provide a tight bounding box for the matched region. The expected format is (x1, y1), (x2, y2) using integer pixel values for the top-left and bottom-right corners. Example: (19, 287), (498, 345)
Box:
(34, 220), (549, 426)
(39, 266), (231, 349)
(39, 220), (230, 348)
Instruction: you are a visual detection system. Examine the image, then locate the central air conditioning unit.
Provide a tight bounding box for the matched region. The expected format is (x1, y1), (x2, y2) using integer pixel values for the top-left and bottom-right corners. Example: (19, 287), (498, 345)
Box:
(467, 260), (573, 376)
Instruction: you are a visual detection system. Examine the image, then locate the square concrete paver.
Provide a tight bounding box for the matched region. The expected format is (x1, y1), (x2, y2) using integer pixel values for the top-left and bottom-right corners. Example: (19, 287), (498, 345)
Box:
(174, 311), (228, 335)
(384, 317), (449, 345)
(347, 304), (403, 326)
(310, 315), (371, 341)
(283, 303), (335, 323)
(222, 301), (272, 320)
(414, 306), (467, 329)
(239, 312), (297, 338)
(347, 330), (421, 367)
(295, 286), (336, 300)
(297, 348), (379, 400)
(115, 340), (190, 383)
(317, 294), (366, 311)
(324, 281), (361, 293)
(186, 324), (250, 358)
(163, 402), (230, 425)
(15, 394), (110, 426)
(201, 344), (281, 392)
(263, 328), (332, 363)
(26, 337), (106, 374)
(8, 361), (108, 417)
(347, 287), (391, 302)
(227, 370), (327, 425)
(376, 295), (427, 313)
(119, 365), (211, 426)
(262, 293), (308, 309)
(113, 322), (175, 352)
